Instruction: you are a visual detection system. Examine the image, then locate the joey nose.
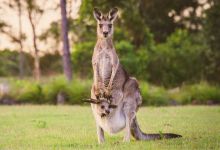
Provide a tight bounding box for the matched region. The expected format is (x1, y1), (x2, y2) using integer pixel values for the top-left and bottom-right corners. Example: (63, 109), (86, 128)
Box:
(105, 110), (110, 114)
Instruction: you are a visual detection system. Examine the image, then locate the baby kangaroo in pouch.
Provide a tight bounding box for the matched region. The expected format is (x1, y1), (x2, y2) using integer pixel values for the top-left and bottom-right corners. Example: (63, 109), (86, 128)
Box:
(86, 7), (182, 144)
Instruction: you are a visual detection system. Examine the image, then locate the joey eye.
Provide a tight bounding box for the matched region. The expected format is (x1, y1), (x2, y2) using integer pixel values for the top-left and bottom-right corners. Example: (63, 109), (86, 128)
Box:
(108, 24), (112, 28)
(99, 24), (103, 28)
(101, 105), (105, 109)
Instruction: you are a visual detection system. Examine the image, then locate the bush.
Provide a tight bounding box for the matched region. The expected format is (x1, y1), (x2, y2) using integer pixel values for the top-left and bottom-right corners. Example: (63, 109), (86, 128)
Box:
(0, 76), (92, 105)
(0, 50), (33, 77)
(147, 29), (207, 87)
(72, 42), (94, 78)
(1, 77), (220, 106)
(115, 40), (138, 75)
(9, 79), (43, 103)
(140, 81), (170, 106)
(65, 79), (92, 104)
(169, 82), (220, 104)
(42, 77), (67, 104)
(42, 76), (92, 104)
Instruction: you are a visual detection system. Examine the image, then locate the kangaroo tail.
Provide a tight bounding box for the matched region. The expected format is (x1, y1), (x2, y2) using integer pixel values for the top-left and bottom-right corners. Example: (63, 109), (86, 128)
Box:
(130, 117), (182, 140)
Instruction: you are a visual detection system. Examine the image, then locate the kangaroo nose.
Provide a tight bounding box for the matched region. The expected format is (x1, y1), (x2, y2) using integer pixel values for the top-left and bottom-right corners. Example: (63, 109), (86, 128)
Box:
(103, 32), (108, 37)
(105, 110), (110, 114)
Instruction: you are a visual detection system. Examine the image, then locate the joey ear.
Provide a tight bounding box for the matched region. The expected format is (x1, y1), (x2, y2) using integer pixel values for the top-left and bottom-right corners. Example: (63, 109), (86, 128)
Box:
(93, 7), (102, 21)
(83, 99), (100, 104)
(108, 7), (118, 21)
(83, 100), (95, 104)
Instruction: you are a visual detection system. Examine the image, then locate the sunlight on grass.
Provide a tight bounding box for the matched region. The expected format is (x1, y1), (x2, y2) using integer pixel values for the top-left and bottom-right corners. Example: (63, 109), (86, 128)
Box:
(0, 106), (219, 149)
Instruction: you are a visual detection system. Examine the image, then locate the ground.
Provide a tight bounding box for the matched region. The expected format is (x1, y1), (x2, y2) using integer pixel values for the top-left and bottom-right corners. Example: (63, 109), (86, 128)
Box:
(0, 106), (219, 150)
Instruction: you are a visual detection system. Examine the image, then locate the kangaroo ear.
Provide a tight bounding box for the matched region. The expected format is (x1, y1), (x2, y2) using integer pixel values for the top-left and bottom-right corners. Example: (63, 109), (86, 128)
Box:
(108, 7), (118, 21)
(93, 7), (102, 21)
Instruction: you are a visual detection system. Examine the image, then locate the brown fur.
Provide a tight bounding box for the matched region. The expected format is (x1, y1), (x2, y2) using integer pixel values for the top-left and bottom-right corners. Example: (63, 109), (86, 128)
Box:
(89, 7), (182, 144)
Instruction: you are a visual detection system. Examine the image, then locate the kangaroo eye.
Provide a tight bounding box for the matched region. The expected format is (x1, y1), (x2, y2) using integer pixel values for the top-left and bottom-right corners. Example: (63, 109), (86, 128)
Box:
(108, 24), (112, 28)
(99, 24), (103, 28)
(101, 105), (105, 109)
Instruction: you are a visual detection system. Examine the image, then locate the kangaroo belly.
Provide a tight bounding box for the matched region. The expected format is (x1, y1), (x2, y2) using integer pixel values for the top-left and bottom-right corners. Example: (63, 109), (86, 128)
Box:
(97, 52), (112, 86)
(96, 109), (126, 134)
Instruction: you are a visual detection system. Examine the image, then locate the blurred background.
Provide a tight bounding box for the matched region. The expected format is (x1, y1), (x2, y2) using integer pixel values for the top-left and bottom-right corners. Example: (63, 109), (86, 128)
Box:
(0, 0), (220, 106)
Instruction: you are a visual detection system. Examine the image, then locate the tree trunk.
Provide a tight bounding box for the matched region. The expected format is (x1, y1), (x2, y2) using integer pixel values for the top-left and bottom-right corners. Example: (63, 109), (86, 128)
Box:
(28, 9), (41, 81)
(18, 0), (25, 79)
(60, 0), (73, 81)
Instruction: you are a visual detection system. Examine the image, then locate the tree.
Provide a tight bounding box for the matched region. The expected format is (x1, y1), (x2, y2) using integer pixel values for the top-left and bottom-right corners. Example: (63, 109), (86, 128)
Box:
(39, 21), (60, 52)
(0, 49), (34, 76)
(204, 0), (220, 83)
(17, 0), (25, 79)
(24, 0), (43, 80)
(60, 0), (73, 81)
(0, 0), (26, 78)
(21, 0), (50, 80)
(139, 0), (203, 42)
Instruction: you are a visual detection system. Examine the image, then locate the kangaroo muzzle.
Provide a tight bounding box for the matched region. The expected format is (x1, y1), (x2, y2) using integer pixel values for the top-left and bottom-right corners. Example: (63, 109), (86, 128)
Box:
(103, 31), (108, 37)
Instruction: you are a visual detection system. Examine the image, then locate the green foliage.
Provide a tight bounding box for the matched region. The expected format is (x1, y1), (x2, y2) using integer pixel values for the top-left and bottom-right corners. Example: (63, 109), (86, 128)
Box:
(39, 22), (60, 42)
(42, 76), (92, 104)
(40, 52), (62, 76)
(0, 50), (63, 77)
(147, 29), (207, 87)
(72, 42), (94, 78)
(139, 0), (202, 42)
(1, 77), (220, 106)
(115, 40), (138, 75)
(43, 77), (67, 104)
(0, 50), (33, 77)
(204, 0), (220, 83)
(0, 50), (19, 76)
(9, 79), (43, 103)
(65, 79), (92, 104)
(3, 76), (92, 104)
(140, 82), (170, 106)
(170, 82), (220, 105)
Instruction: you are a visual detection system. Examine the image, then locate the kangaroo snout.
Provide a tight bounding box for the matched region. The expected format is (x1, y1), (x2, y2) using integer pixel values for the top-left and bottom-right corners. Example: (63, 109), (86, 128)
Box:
(103, 32), (108, 37)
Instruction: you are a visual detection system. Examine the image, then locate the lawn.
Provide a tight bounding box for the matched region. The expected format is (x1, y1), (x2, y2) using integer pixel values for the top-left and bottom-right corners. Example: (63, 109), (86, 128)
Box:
(0, 106), (219, 150)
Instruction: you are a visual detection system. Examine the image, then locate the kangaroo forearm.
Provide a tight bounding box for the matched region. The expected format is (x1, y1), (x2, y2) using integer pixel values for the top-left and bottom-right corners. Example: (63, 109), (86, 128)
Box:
(108, 60), (119, 89)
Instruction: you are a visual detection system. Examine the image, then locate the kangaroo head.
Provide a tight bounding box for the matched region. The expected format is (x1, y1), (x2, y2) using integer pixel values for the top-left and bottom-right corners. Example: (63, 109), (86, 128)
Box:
(84, 96), (117, 117)
(97, 100), (117, 117)
(93, 7), (118, 38)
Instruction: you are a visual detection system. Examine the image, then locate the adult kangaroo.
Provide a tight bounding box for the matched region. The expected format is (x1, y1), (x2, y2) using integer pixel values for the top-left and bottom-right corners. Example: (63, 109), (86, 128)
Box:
(87, 7), (182, 143)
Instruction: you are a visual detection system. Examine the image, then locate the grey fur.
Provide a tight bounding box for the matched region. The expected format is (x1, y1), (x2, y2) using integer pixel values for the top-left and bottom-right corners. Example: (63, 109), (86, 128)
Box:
(90, 8), (181, 144)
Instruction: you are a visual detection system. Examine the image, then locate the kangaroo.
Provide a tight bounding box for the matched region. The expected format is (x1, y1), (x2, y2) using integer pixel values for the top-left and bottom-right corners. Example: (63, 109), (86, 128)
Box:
(87, 7), (182, 144)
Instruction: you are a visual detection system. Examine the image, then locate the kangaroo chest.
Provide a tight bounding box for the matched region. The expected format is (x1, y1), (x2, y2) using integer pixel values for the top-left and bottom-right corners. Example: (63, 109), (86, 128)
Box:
(96, 50), (112, 86)
(94, 106), (126, 134)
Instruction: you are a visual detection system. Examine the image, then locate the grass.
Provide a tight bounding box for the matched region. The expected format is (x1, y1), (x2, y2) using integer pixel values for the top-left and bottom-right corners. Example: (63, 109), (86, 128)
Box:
(0, 106), (219, 150)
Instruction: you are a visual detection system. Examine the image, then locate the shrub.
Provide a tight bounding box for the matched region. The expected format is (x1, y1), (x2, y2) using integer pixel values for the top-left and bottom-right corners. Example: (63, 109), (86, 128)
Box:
(140, 81), (170, 106)
(42, 76), (92, 104)
(42, 76), (67, 104)
(72, 42), (94, 78)
(147, 29), (207, 87)
(2, 77), (220, 105)
(65, 79), (92, 104)
(9, 79), (43, 103)
(169, 82), (220, 104)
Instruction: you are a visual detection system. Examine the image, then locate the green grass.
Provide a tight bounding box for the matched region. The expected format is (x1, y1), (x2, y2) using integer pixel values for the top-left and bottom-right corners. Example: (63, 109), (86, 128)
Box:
(0, 106), (219, 150)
